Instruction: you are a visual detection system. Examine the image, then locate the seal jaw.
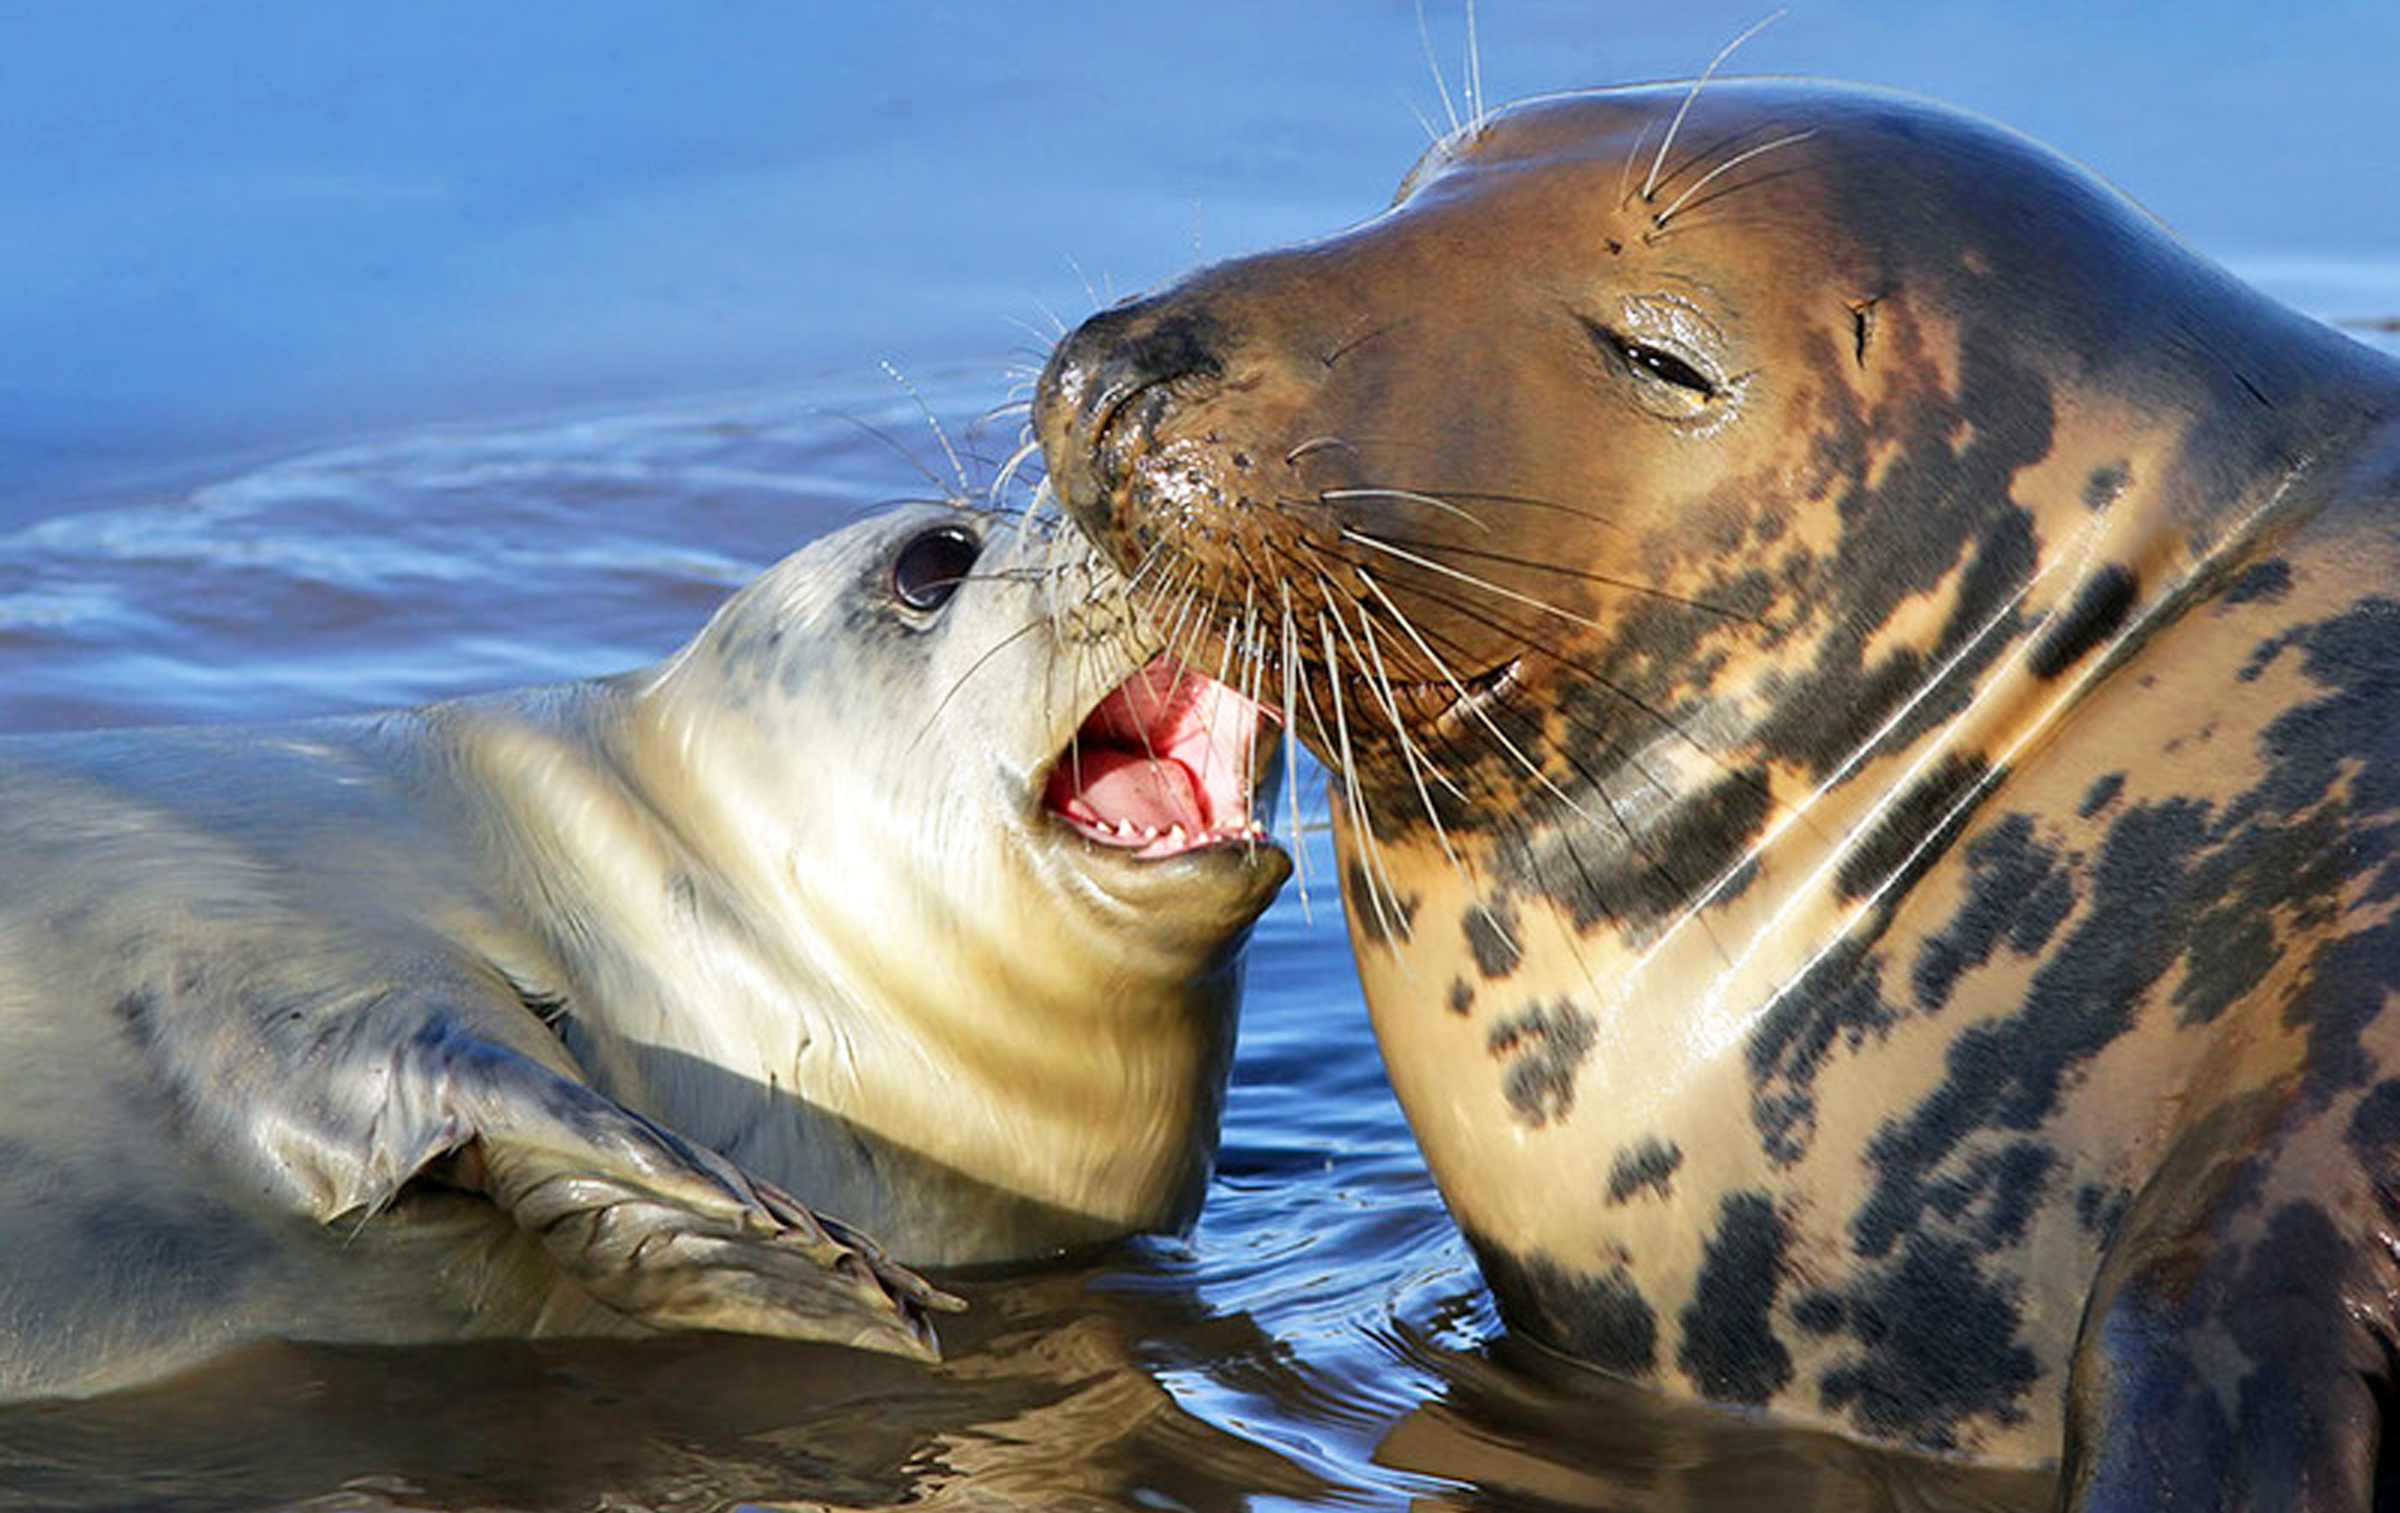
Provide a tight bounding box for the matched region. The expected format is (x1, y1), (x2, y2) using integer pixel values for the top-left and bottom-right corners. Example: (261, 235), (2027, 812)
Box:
(1040, 654), (1275, 862)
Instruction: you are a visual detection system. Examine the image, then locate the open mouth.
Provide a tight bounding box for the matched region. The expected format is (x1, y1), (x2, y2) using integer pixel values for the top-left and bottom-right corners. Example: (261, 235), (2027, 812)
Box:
(1041, 655), (1273, 861)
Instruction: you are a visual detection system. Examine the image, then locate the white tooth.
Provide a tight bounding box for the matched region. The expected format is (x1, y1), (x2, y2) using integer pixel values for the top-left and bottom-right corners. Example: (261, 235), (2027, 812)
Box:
(1167, 824), (1187, 847)
(1114, 818), (1138, 839)
(1141, 826), (1160, 840)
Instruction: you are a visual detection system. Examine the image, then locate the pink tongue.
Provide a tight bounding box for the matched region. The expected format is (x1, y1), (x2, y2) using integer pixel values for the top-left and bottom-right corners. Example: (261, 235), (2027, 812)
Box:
(1073, 749), (1206, 832)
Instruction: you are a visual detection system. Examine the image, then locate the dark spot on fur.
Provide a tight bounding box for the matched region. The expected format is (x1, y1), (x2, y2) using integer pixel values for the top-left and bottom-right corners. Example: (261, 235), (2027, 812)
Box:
(1918, 1141), (2056, 1248)
(1819, 1234), (2036, 1451)
(1447, 977), (1474, 1016)
(114, 989), (161, 1052)
(1855, 797), (2210, 1259)
(2028, 564), (2138, 680)
(1836, 754), (1995, 905)
(2223, 558), (2292, 605)
(1487, 1000), (1596, 1127)
(2285, 917), (2400, 1099)
(1502, 763), (1772, 944)
(1606, 1137), (1683, 1205)
(2081, 461), (2129, 511)
(1469, 1233), (1657, 1378)
(2173, 915), (2276, 1027)
(1465, 897), (1523, 979)
(2074, 1181), (2133, 1241)
(2347, 1078), (2400, 1156)
(1343, 860), (1420, 944)
(1792, 1291), (1846, 1335)
(1910, 812), (2075, 1012)
(2076, 771), (2126, 818)
(1751, 325), (2051, 782)
(1748, 934), (1895, 1165)
(1678, 1193), (1795, 1403)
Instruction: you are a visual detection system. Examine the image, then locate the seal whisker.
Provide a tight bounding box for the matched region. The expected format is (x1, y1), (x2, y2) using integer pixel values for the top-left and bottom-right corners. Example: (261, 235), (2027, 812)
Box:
(1463, 0), (1484, 130)
(1021, 296), (1071, 340)
(909, 614), (1063, 759)
(1651, 128), (1820, 230)
(1639, 8), (1786, 205)
(1352, 566), (1609, 832)
(1290, 479), (1622, 527)
(877, 361), (975, 504)
(1617, 113), (1663, 211)
(1198, 575), (1261, 807)
(1353, 601), (1482, 907)
(829, 413), (973, 505)
(1637, 117), (1794, 202)
(1413, 0), (1462, 139)
(1279, 584), (1316, 916)
(1363, 562), (1793, 828)
(1285, 435), (1364, 468)
(1345, 524), (1768, 625)
(988, 435), (1046, 513)
(1314, 561), (1466, 806)
(1317, 485), (1493, 534)
(1337, 526), (1623, 639)
(1317, 607), (1412, 951)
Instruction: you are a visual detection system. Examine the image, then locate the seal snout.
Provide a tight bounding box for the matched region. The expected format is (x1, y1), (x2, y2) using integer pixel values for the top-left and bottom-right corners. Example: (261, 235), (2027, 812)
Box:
(1035, 296), (1228, 552)
(1040, 654), (1274, 861)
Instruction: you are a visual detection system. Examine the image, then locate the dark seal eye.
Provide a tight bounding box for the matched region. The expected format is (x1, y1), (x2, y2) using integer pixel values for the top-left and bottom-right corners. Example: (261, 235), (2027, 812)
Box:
(1581, 316), (1722, 409)
(1621, 341), (1716, 398)
(889, 526), (980, 613)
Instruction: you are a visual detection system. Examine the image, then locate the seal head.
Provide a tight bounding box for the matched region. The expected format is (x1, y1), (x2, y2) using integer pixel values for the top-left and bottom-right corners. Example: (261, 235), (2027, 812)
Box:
(587, 505), (1292, 1262)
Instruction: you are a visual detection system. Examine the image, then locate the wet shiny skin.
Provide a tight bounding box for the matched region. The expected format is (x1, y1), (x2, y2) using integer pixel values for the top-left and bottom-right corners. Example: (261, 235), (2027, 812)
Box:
(1037, 79), (2400, 1505)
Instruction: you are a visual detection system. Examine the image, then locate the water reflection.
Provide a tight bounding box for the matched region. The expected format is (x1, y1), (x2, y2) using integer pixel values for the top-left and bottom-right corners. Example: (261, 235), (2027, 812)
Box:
(0, 1265), (1325, 1512)
(0, 1248), (2060, 1512)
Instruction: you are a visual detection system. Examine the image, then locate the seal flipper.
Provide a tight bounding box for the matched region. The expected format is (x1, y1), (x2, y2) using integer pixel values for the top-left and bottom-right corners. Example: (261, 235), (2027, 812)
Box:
(420, 1031), (958, 1360)
(2060, 1089), (2394, 1512)
(124, 955), (957, 1363)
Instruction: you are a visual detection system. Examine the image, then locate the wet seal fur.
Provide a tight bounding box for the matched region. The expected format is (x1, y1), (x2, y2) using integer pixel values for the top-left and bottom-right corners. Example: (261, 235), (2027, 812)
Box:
(0, 504), (1288, 1399)
(1037, 79), (2400, 1506)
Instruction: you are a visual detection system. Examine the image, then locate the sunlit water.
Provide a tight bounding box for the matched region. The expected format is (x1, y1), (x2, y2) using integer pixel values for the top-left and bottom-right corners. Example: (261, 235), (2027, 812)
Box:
(4, 4), (2399, 1509)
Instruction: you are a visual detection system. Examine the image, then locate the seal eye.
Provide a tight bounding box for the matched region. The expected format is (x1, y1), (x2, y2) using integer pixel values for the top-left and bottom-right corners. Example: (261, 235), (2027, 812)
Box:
(1621, 342), (1717, 399)
(889, 526), (980, 613)
(1580, 316), (1727, 421)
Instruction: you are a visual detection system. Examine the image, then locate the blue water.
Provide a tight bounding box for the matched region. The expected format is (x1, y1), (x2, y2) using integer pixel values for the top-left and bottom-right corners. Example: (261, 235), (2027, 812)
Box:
(1, 5), (2395, 1509)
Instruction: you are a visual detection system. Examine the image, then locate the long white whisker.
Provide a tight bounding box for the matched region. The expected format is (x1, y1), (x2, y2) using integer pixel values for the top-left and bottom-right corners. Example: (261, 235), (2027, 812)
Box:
(1653, 128), (1819, 228)
(1640, 9), (1786, 203)
(1317, 485), (1494, 533)
(879, 360), (971, 502)
(1281, 585), (1314, 918)
(1341, 527), (1615, 637)
(1318, 606), (1409, 951)
(1414, 0), (1461, 138)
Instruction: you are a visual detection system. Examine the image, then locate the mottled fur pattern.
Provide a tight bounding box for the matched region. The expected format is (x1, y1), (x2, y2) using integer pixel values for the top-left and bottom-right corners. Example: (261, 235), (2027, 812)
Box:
(1037, 79), (2400, 1508)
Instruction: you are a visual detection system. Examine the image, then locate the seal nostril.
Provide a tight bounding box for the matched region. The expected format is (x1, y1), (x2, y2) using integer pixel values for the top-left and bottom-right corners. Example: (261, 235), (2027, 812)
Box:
(1043, 302), (1229, 448)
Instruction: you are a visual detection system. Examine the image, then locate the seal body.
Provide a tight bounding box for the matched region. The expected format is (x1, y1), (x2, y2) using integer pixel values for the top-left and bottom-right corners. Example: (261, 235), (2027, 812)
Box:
(1036, 80), (2400, 1504)
(0, 504), (1287, 1398)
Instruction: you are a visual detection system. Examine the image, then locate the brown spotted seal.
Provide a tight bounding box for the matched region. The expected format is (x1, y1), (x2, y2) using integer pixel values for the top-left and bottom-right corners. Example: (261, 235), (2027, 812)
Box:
(1036, 78), (2400, 1506)
(0, 502), (1287, 1398)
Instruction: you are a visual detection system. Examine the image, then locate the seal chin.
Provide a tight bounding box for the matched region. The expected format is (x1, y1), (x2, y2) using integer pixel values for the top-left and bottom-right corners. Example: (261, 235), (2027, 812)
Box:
(1040, 653), (1277, 862)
